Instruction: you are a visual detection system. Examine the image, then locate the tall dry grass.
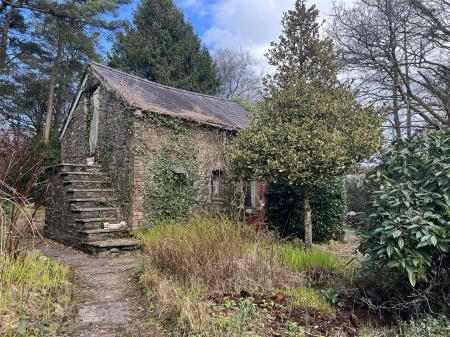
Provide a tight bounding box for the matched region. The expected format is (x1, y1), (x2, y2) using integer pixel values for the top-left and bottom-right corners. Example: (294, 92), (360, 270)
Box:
(0, 124), (71, 336)
(136, 215), (303, 293)
(137, 215), (351, 336)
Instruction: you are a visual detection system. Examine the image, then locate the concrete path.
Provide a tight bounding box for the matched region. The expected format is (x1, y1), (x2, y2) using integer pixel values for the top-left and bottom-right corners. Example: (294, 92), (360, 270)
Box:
(36, 241), (150, 337)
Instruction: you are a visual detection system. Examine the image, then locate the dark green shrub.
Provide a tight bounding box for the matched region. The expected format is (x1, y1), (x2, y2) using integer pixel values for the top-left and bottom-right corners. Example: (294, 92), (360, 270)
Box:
(42, 131), (61, 167)
(360, 131), (450, 287)
(266, 178), (347, 243)
(345, 174), (370, 213)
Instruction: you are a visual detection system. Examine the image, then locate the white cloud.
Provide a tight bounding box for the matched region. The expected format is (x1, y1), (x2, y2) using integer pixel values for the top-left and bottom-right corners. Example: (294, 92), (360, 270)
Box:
(204, 0), (292, 61)
(199, 0), (353, 69)
(178, 0), (202, 7)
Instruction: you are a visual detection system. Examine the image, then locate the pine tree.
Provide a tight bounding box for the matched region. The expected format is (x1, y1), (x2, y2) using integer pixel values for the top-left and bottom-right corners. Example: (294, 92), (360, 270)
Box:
(109, 0), (219, 95)
(0, 0), (130, 144)
(38, 0), (130, 144)
(230, 0), (382, 250)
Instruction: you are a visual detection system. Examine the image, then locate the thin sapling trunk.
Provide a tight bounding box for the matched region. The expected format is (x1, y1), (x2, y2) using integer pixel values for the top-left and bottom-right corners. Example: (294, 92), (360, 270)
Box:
(303, 188), (313, 252)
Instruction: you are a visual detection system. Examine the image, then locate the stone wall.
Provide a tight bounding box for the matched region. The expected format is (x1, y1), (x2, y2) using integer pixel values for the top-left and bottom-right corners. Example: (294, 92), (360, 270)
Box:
(130, 115), (232, 227)
(60, 76), (234, 228)
(44, 165), (81, 246)
(61, 89), (91, 163)
(94, 87), (135, 223)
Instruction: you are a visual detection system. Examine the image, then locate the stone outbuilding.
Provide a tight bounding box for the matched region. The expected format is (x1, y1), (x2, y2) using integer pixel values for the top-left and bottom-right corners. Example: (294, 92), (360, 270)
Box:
(45, 62), (263, 252)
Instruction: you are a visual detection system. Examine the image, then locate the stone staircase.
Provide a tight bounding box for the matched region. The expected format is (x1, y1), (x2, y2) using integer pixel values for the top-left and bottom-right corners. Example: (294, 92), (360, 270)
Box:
(45, 164), (141, 255)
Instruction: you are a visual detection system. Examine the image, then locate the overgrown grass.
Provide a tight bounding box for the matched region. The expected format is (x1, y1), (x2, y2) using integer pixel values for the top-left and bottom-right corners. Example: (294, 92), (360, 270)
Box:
(136, 215), (347, 336)
(281, 244), (340, 272)
(0, 252), (71, 336)
(136, 215), (302, 292)
(285, 287), (334, 315)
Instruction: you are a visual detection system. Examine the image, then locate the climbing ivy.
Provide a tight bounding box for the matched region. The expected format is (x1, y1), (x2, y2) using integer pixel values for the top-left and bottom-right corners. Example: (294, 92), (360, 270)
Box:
(139, 117), (201, 224)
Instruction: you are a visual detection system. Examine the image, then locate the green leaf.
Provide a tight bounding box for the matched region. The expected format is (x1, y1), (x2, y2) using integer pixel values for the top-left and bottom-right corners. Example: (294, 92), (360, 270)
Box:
(430, 236), (438, 246)
(398, 237), (405, 249)
(386, 245), (394, 257)
(406, 267), (417, 287)
(392, 229), (402, 238)
(416, 241), (430, 248)
(17, 323), (27, 335)
(437, 242), (448, 252)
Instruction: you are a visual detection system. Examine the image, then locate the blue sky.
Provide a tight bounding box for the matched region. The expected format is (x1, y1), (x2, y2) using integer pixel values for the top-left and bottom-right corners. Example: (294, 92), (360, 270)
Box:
(106, 0), (353, 68)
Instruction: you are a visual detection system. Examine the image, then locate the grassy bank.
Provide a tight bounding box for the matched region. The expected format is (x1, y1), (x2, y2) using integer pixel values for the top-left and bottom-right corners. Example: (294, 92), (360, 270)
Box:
(136, 216), (353, 336)
(0, 252), (71, 336)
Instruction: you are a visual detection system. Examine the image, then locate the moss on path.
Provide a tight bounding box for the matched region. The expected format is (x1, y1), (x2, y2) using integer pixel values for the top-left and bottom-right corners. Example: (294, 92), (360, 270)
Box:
(36, 241), (151, 337)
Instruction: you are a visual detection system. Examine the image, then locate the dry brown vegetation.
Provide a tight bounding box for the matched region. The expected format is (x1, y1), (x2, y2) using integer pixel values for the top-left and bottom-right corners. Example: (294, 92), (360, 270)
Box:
(137, 216), (303, 292)
(136, 216), (361, 336)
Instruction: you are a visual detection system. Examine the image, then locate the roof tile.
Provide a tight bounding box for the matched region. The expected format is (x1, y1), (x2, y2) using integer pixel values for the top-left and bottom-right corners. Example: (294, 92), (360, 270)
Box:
(90, 62), (250, 129)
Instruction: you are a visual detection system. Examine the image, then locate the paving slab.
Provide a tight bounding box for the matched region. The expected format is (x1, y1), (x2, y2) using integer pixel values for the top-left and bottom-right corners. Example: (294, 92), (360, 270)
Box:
(35, 240), (151, 337)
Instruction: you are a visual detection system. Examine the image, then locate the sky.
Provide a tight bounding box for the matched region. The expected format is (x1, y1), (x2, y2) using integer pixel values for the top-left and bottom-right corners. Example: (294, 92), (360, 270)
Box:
(108, 0), (353, 68)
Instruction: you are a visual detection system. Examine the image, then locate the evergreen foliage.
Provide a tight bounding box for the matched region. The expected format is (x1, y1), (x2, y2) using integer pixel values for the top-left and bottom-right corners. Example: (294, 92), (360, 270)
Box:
(109, 0), (219, 95)
(266, 178), (347, 243)
(264, 0), (339, 90)
(0, 0), (130, 139)
(230, 0), (381, 248)
(360, 131), (450, 287)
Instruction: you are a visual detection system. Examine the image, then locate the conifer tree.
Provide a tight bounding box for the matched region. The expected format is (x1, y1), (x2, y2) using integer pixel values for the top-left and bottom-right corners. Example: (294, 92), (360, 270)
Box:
(0, 0), (130, 144)
(109, 0), (219, 95)
(230, 0), (382, 250)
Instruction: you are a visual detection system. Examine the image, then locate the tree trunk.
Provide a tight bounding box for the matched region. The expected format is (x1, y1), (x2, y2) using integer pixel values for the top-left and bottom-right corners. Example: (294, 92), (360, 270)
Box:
(386, 0), (402, 140)
(447, 101), (450, 128)
(392, 76), (402, 139)
(303, 188), (313, 252)
(0, 6), (13, 71)
(43, 33), (63, 144)
(404, 28), (412, 137)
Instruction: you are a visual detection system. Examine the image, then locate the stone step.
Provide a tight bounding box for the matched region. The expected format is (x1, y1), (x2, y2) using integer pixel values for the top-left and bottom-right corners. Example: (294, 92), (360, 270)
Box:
(58, 163), (102, 173)
(81, 238), (143, 255)
(79, 228), (129, 242)
(66, 188), (115, 199)
(69, 198), (117, 208)
(71, 207), (119, 219)
(63, 180), (107, 189)
(59, 171), (106, 182)
(75, 217), (118, 230)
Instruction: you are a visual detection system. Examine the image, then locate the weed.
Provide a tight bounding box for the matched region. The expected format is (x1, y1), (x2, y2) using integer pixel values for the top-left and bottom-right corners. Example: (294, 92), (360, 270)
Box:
(137, 216), (348, 336)
(224, 296), (237, 309)
(0, 253), (71, 336)
(136, 215), (302, 292)
(397, 315), (450, 337)
(238, 298), (256, 336)
(215, 312), (239, 332)
(321, 288), (344, 308)
(285, 287), (334, 315)
(261, 299), (283, 310)
(284, 321), (306, 337)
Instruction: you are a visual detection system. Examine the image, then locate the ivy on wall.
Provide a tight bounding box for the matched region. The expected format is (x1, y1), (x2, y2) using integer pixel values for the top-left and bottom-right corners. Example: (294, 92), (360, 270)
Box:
(138, 118), (201, 224)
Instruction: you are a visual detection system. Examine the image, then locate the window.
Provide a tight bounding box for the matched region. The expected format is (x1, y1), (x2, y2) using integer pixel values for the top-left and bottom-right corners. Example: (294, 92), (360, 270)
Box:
(88, 87), (100, 154)
(244, 181), (260, 209)
(211, 170), (224, 197)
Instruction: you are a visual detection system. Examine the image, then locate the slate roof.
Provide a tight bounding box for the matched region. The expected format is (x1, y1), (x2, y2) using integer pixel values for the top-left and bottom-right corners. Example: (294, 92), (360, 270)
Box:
(90, 62), (250, 129)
